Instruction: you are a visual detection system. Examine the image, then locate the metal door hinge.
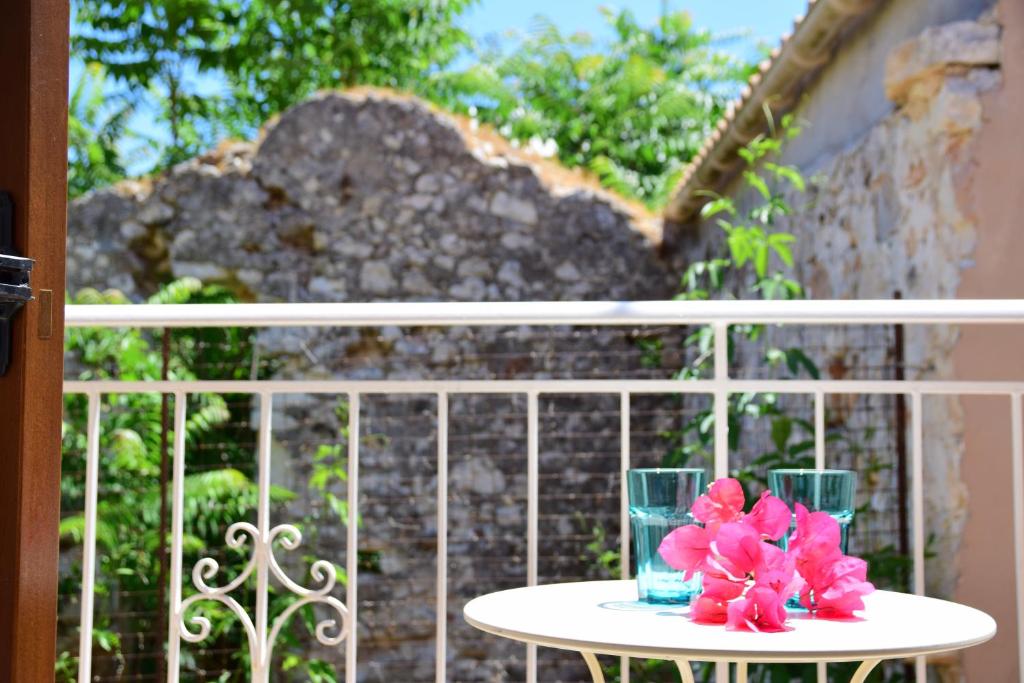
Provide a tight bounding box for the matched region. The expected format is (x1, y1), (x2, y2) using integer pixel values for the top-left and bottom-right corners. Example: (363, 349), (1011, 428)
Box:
(0, 192), (34, 376)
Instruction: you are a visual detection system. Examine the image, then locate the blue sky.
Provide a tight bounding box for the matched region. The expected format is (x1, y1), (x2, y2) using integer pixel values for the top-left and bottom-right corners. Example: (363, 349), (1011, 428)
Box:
(81, 0), (808, 175)
(462, 0), (807, 57)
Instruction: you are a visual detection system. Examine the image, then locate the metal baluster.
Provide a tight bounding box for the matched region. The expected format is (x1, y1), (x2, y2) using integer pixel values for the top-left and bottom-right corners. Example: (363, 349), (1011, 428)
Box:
(814, 390), (826, 470)
(712, 323), (729, 683)
(346, 393), (361, 683)
(436, 393), (449, 683)
(911, 392), (926, 682)
(712, 323), (730, 480)
(527, 391), (539, 683)
(77, 392), (102, 683)
(253, 393), (273, 680)
(815, 390), (827, 683)
(166, 392), (187, 682)
(619, 391), (630, 683)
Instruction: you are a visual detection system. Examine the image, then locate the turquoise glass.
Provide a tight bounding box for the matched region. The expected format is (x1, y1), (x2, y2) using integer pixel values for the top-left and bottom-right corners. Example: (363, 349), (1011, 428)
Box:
(769, 468), (857, 609)
(627, 468), (706, 604)
(768, 469), (857, 553)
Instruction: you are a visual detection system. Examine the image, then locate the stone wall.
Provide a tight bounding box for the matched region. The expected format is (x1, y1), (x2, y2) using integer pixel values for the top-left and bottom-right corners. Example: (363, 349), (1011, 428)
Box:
(68, 88), (666, 305)
(671, 10), (1002, 606)
(66, 89), (682, 682)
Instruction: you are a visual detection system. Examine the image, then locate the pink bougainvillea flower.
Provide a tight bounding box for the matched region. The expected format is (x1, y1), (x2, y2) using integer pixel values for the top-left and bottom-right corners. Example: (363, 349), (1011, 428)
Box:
(811, 556), (875, 618)
(814, 584), (874, 619)
(711, 522), (764, 578)
(795, 548), (841, 608)
(658, 525), (711, 579)
(821, 555), (869, 590)
(787, 507), (876, 617)
(744, 491), (792, 541)
(788, 503), (843, 589)
(692, 478), (745, 534)
(725, 586), (790, 632)
(691, 594), (730, 624)
(701, 570), (746, 602)
(758, 542), (788, 573)
(788, 503), (841, 555)
(754, 543), (804, 599)
(657, 478), (875, 630)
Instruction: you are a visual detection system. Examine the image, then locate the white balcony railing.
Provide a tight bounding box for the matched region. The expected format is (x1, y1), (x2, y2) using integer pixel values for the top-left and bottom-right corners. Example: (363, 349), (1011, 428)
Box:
(61, 299), (1024, 683)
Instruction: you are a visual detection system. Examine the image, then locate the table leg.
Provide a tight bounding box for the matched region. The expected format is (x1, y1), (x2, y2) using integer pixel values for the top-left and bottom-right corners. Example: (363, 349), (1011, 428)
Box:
(849, 659), (881, 683)
(580, 651), (605, 683)
(578, 655), (878, 683)
(673, 659), (695, 683)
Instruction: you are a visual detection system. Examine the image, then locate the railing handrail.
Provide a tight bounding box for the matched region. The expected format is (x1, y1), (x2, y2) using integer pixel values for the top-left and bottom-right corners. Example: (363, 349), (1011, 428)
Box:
(64, 299), (1024, 328)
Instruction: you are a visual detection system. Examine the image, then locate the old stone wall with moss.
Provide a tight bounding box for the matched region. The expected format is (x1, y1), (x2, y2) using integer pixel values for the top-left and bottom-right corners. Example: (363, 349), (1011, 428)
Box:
(66, 89), (685, 682)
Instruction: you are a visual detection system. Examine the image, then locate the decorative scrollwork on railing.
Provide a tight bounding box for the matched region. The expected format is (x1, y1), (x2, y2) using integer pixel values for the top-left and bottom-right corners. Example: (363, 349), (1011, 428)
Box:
(265, 524), (349, 659)
(175, 521), (349, 674)
(193, 522), (260, 594)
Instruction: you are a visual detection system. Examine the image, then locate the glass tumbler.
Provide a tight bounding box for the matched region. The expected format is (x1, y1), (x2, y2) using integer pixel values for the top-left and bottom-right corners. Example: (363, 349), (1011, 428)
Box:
(627, 468), (706, 604)
(768, 469), (857, 553)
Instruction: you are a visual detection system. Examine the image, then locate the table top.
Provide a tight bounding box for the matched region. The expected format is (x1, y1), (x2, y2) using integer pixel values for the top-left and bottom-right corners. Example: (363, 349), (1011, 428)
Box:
(463, 580), (996, 663)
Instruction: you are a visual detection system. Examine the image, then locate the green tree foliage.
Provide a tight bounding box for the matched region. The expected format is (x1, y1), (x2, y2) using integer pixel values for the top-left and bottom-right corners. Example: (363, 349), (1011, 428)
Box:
(67, 63), (133, 198)
(71, 0), (477, 170)
(663, 112), (814, 490)
(220, 0), (477, 128)
(426, 8), (749, 206)
(72, 0), (240, 167)
(70, 2), (745, 207)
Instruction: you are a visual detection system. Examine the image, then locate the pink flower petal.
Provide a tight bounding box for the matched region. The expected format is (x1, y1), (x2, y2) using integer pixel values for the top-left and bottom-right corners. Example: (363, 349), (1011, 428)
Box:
(824, 555), (869, 585)
(712, 522), (764, 577)
(794, 548), (876, 619)
(692, 478), (745, 534)
(725, 587), (789, 632)
(760, 542), (787, 572)
(701, 571), (746, 601)
(691, 595), (730, 624)
(788, 503), (841, 553)
(658, 525), (711, 579)
(812, 555), (875, 618)
(745, 491), (792, 541)
(754, 544), (803, 598)
(814, 583), (874, 618)
(725, 596), (755, 631)
(789, 502), (845, 591)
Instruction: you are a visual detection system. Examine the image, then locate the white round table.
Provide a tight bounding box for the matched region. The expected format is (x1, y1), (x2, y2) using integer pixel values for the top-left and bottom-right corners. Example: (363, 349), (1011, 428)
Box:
(463, 580), (996, 683)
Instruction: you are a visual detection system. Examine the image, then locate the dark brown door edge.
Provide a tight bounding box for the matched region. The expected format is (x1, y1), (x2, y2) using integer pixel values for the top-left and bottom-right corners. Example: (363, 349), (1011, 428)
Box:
(0, 0), (71, 680)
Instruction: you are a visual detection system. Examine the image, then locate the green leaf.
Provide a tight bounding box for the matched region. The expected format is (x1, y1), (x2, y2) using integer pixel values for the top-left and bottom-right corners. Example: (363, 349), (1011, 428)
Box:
(146, 277), (203, 305)
(700, 197), (737, 219)
(768, 232), (796, 267)
(743, 170), (771, 199)
(764, 162), (806, 191)
(754, 243), (769, 278)
(784, 348), (821, 379)
(59, 514), (118, 549)
(770, 417), (793, 453)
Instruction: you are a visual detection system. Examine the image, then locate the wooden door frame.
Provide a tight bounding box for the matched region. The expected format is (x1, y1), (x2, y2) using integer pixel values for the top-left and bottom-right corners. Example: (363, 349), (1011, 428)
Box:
(0, 0), (70, 680)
